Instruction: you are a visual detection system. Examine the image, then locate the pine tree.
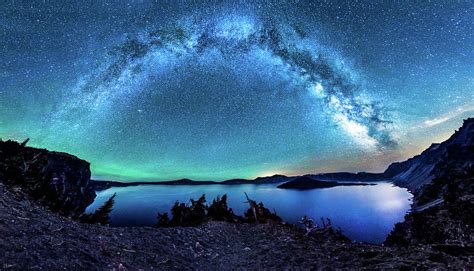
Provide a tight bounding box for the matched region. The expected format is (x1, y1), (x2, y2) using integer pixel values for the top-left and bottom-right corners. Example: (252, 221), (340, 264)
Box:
(208, 194), (235, 221)
(190, 194), (207, 223)
(81, 193), (116, 225)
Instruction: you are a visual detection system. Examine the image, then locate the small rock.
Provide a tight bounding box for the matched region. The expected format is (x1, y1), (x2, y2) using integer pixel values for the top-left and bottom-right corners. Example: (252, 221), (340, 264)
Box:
(118, 263), (127, 271)
(195, 242), (204, 250)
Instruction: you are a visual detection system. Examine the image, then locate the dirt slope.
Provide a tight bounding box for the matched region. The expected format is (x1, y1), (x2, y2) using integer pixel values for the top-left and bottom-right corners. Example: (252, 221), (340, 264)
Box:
(1, 184), (471, 270)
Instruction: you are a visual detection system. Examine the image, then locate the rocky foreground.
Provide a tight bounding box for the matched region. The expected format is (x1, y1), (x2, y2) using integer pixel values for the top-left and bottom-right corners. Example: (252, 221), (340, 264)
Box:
(0, 119), (473, 269)
(0, 182), (471, 270)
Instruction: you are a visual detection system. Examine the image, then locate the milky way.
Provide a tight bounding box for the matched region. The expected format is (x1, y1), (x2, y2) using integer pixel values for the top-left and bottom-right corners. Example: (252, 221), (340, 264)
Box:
(1, 1), (473, 181)
(53, 12), (395, 150)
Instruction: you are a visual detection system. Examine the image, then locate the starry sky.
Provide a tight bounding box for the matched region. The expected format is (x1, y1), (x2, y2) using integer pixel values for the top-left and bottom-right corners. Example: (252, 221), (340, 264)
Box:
(1, 1), (473, 181)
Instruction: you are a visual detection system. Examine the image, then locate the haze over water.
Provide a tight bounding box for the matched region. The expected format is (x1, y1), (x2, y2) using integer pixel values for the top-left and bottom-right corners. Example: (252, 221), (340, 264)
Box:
(87, 182), (412, 243)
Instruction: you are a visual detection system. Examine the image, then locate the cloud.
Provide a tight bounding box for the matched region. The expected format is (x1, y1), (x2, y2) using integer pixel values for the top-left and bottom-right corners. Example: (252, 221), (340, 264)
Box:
(416, 103), (474, 129)
(424, 117), (450, 127)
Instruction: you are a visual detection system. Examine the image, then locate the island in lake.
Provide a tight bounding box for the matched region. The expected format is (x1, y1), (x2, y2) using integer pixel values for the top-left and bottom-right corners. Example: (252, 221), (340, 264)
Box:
(277, 176), (374, 190)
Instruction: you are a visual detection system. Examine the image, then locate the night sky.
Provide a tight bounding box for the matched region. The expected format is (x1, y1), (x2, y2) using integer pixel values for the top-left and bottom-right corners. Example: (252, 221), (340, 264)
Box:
(1, 1), (473, 181)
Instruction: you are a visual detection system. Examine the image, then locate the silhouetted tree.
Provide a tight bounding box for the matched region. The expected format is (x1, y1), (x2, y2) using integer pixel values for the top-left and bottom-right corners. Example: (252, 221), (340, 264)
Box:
(244, 192), (281, 223)
(208, 194), (236, 221)
(81, 193), (116, 225)
(20, 138), (30, 147)
(156, 194), (209, 227)
(244, 192), (258, 222)
(156, 212), (171, 227)
(189, 194), (207, 224)
(170, 201), (191, 226)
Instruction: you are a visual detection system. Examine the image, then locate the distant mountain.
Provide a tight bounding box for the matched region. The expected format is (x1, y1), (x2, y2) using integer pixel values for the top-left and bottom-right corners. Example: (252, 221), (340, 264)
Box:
(277, 176), (373, 190)
(315, 118), (474, 192)
(92, 118), (473, 193)
(91, 178), (219, 190)
(246, 174), (294, 184)
(91, 174), (294, 190)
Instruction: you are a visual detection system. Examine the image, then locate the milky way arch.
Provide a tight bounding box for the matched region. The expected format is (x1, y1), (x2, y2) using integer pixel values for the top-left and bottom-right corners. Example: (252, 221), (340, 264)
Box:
(51, 13), (396, 151)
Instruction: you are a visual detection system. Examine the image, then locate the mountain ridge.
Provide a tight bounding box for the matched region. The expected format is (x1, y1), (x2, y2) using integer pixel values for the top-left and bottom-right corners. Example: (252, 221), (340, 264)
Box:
(91, 118), (474, 196)
(91, 174), (297, 191)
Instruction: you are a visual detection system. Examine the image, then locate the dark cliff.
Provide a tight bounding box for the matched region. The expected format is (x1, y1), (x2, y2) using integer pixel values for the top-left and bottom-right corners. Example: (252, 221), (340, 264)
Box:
(386, 118), (473, 246)
(388, 119), (473, 191)
(0, 139), (96, 217)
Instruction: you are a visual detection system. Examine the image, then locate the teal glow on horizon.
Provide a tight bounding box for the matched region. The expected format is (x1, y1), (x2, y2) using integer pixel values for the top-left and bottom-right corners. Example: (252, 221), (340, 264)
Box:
(1, 1), (473, 182)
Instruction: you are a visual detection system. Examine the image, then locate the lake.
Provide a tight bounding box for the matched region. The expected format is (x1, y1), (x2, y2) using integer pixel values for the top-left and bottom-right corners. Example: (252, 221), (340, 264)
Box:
(86, 182), (412, 243)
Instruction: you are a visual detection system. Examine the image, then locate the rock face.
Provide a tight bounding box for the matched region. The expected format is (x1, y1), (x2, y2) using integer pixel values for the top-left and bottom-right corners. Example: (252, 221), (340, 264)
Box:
(0, 140), (96, 217)
(386, 118), (473, 192)
(386, 118), (474, 246)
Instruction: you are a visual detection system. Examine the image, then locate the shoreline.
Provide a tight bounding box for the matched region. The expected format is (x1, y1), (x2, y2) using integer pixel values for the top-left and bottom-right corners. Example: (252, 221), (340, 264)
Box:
(0, 182), (468, 270)
(86, 181), (411, 244)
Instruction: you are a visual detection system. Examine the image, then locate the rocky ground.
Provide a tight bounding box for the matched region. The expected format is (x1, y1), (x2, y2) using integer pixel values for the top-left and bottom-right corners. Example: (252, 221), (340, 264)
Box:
(1, 183), (472, 270)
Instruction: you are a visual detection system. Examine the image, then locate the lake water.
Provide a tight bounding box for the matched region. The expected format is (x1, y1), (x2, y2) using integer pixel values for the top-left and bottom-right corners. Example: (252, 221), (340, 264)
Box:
(86, 182), (412, 243)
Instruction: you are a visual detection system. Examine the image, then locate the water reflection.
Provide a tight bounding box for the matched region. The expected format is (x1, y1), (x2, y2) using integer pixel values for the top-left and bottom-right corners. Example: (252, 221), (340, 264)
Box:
(86, 182), (412, 243)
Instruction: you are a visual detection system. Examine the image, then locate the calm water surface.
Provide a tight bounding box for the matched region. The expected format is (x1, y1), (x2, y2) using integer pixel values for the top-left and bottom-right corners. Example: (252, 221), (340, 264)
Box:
(86, 182), (412, 243)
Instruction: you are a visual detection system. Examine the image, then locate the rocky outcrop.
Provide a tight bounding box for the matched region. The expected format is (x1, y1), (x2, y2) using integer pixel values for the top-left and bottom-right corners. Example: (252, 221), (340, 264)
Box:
(386, 118), (474, 246)
(387, 118), (473, 192)
(384, 144), (442, 191)
(0, 139), (96, 217)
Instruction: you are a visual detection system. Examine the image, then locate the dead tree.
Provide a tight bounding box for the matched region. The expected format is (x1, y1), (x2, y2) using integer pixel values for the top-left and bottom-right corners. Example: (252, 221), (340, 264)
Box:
(299, 215), (317, 236)
(244, 192), (258, 223)
(20, 138), (30, 147)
